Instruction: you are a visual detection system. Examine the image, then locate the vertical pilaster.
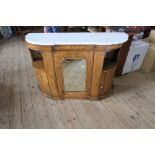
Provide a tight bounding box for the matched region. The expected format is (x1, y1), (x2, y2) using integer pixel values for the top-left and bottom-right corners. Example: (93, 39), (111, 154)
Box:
(91, 49), (105, 98)
(42, 46), (60, 98)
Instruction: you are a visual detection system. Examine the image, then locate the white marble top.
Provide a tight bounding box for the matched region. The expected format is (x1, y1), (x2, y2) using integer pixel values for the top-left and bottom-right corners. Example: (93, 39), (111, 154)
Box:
(25, 32), (128, 46)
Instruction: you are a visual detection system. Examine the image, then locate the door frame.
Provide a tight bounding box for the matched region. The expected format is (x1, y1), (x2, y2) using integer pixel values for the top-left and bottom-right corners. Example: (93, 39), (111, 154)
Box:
(53, 50), (94, 99)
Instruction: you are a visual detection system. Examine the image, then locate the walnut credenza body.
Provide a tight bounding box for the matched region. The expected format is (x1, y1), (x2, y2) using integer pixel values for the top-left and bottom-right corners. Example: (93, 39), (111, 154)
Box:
(26, 33), (128, 100)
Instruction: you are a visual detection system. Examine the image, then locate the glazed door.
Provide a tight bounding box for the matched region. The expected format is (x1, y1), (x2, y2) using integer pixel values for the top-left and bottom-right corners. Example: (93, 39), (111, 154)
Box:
(53, 50), (93, 99)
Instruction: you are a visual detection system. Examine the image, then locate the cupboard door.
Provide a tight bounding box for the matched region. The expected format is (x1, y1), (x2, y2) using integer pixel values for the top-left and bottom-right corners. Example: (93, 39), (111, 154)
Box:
(99, 65), (116, 98)
(53, 50), (93, 99)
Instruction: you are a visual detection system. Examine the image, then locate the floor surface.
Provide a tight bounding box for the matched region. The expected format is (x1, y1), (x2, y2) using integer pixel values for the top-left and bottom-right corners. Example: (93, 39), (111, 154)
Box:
(0, 37), (155, 128)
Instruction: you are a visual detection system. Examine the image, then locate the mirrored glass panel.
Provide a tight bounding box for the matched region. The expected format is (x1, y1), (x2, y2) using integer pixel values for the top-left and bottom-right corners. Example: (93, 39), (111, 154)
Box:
(62, 59), (86, 91)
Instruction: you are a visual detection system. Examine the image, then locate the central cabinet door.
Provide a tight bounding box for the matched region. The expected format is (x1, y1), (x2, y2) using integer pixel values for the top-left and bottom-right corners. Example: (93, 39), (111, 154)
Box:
(53, 49), (94, 99)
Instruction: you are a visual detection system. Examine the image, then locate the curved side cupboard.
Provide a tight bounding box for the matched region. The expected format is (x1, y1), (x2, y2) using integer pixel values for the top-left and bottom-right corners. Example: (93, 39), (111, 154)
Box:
(26, 33), (128, 100)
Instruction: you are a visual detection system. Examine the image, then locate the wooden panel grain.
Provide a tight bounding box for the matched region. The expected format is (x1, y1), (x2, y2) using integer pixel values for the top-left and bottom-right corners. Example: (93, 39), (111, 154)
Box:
(32, 60), (45, 71)
(40, 71), (51, 96)
(27, 43), (41, 51)
(91, 51), (105, 97)
(103, 71), (113, 94)
(34, 69), (51, 97)
(32, 60), (51, 96)
(99, 65), (116, 97)
(53, 45), (94, 51)
(27, 43), (51, 52)
(64, 92), (87, 99)
(42, 47), (59, 98)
